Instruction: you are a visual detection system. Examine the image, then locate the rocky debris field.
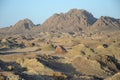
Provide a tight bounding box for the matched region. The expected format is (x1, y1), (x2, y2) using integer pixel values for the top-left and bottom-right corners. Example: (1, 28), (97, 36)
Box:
(0, 31), (120, 80)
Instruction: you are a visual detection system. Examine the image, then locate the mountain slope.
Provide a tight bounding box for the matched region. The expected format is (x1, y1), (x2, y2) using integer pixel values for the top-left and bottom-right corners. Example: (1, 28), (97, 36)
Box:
(8, 18), (34, 33)
(40, 9), (97, 32)
(91, 16), (120, 33)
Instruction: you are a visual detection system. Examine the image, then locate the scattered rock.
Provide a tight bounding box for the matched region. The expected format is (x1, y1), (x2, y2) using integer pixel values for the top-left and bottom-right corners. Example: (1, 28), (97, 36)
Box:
(103, 44), (109, 48)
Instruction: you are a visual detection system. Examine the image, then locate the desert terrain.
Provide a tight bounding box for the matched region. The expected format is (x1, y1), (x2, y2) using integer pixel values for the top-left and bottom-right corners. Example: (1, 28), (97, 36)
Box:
(0, 9), (120, 80)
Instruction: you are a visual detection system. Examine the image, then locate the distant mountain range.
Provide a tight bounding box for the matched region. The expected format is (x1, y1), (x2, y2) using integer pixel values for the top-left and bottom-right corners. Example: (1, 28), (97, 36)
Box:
(0, 9), (120, 36)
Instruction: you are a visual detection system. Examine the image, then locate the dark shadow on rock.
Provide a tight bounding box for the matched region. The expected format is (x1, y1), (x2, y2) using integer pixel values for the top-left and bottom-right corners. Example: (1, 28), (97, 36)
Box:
(0, 60), (26, 73)
(0, 60), (6, 71)
(90, 54), (120, 73)
(0, 51), (27, 55)
(17, 73), (43, 80)
(0, 48), (12, 51)
(37, 56), (80, 75)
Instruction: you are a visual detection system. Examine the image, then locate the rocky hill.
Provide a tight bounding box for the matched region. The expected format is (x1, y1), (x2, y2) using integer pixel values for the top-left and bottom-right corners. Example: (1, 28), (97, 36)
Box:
(40, 9), (97, 32)
(0, 19), (34, 33)
(91, 16), (120, 33)
(9, 18), (34, 32)
(0, 9), (120, 37)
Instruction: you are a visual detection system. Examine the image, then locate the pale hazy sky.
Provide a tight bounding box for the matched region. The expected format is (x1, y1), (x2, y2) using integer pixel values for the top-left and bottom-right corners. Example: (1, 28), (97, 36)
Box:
(0, 0), (120, 27)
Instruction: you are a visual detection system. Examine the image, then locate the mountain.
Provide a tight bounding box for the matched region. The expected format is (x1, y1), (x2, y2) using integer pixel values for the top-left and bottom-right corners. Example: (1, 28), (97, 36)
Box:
(0, 18), (35, 34)
(40, 9), (97, 32)
(91, 16), (120, 33)
(8, 18), (34, 33)
(0, 9), (120, 37)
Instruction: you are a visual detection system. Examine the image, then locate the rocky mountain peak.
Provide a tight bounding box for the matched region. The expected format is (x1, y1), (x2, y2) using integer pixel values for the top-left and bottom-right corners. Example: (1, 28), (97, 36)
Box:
(99, 16), (120, 23)
(14, 18), (34, 29)
(0, 9), (119, 35)
(66, 9), (97, 24)
(5, 18), (35, 34)
(67, 9), (91, 16)
(91, 16), (120, 32)
(41, 9), (97, 32)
